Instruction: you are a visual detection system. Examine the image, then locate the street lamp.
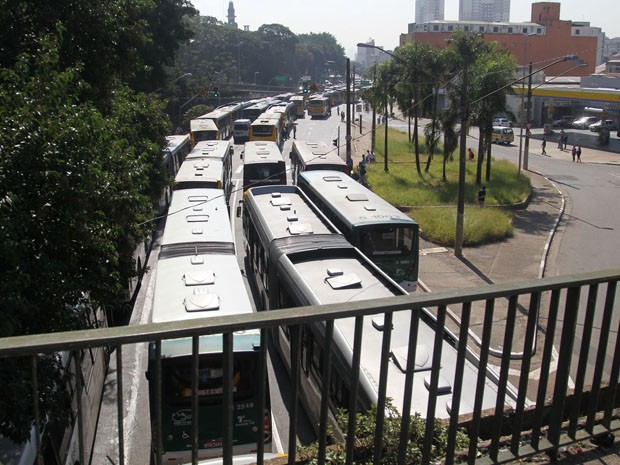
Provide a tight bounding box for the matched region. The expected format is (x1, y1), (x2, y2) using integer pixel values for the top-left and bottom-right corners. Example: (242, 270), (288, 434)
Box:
(154, 72), (192, 94)
(357, 43), (398, 172)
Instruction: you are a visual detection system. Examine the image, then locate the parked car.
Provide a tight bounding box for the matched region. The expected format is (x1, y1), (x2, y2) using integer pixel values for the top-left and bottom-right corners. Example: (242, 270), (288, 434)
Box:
(589, 119), (619, 133)
(552, 116), (574, 128)
(492, 126), (514, 144)
(492, 117), (511, 127)
(572, 116), (599, 129)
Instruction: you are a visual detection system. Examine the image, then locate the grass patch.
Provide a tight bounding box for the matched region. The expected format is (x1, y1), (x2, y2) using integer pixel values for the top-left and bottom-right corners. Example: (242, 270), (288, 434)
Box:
(368, 126), (530, 246)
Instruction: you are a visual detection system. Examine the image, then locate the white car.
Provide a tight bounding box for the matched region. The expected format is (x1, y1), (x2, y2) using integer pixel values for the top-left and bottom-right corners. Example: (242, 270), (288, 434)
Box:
(589, 119), (618, 133)
(572, 116), (599, 129)
(492, 117), (511, 127)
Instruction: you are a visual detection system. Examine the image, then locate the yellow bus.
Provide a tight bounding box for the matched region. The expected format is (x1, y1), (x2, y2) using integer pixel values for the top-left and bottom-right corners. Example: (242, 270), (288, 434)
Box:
(190, 119), (220, 146)
(307, 96), (331, 119)
(289, 95), (305, 118)
(197, 108), (233, 139)
(249, 114), (283, 146)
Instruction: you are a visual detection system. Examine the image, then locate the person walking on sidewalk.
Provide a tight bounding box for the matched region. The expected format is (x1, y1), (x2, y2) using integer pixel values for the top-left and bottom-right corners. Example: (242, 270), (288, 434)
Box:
(558, 130), (565, 149)
(571, 145), (576, 162)
(541, 136), (547, 155)
(576, 145), (582, 162)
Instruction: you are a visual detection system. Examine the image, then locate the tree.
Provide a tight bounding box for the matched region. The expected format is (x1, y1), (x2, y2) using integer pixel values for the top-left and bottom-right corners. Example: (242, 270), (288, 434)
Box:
(0, 0), (197, 101)
(469, 47), (516, 184)
(445, 30), (489, 257)
(0, 34), (170, 442)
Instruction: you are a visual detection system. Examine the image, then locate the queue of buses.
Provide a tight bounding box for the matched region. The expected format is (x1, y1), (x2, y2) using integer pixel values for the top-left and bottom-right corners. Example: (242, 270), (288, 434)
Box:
(140, 83), (513, 464)
(189, 86), (349, 147)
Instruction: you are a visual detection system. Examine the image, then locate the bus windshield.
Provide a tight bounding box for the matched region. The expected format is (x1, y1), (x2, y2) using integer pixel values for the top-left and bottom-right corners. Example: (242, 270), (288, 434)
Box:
(244, 164), (284, 186)
(251, 124), (274, 136)
(359, 226), (415, 257)
(162, 352), (258, 405)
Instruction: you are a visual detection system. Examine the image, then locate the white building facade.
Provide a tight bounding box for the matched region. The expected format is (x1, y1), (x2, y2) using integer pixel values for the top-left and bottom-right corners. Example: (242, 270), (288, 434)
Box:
(415, 0), (445, 23)
(459, 0), (510, 22)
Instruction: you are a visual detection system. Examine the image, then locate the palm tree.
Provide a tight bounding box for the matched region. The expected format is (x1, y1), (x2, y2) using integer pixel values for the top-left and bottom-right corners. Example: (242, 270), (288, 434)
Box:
(470, 47), (516, 184)
(445, 30), (488, 257)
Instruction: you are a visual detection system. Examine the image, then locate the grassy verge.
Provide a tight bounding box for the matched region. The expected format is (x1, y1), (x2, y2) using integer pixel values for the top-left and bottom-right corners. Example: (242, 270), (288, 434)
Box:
(368, 126), (531, 246)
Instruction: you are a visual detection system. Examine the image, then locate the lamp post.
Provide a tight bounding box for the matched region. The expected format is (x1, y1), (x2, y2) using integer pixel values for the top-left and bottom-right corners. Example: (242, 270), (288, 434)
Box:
(154, 72), (192, 94)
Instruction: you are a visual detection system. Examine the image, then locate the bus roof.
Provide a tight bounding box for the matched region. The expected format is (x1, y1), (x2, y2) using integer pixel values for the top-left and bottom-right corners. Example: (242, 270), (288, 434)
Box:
(174, 157), (225, 190)
(186, 140), (232, 161)
(190, 118), (218, 132)
(151, 254), (253, 325)
(291, 140), (346, 170)
(299, 170), (418, 228)
(165, 134), (191, 153)
(244, 185), (341, 245)
(161, 188), (234, 254)
(243, 141), (283, 165)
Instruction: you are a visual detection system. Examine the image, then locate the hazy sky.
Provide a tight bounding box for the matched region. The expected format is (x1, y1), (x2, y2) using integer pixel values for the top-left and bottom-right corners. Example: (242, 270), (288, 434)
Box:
(190, 0), (619, 58)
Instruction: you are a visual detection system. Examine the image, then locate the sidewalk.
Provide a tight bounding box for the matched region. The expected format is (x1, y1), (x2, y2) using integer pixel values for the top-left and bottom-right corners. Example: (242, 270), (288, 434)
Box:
(350, 119), (620, 465)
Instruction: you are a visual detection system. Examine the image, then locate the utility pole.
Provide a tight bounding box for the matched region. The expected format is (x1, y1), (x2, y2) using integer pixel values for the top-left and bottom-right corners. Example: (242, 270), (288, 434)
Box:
(346, 58), (352, 164)
(523, 62), (533, 171)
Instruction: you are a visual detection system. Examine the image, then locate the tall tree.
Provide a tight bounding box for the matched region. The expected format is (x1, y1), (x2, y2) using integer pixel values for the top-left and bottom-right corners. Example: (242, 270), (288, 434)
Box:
(446, 30), (488, 257)
(0, 35), (170, 442)
(469, 47), (516, 184)
(0, 0), (196, 100)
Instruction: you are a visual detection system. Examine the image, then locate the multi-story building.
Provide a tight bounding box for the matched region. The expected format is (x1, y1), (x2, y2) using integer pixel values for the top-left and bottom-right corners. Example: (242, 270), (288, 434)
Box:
(356, 39), (391, 68)
(459, 0), (510, 22)
(415, 0), (445, 23)
(400, 2), (599, 77)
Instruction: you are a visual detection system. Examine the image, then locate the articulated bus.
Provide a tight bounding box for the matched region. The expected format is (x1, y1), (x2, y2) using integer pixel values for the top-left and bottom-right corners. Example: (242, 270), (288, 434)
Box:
(267, 101), (296, 131)
(160, 134), (192, 212)
(289, 140), (346, 184)
(147, 188), (272, 464)
(242, 184), (506, 440)
(298, 170), (420, 292)
(242, 141), (286, 190)
(190, 119), (220, 146)
(289, 95), (305, 118)
(179, 140), (234, 205)
(307, 96), (331, 119)
(198, 109), (233, 140)
(249, 114), (283, 146)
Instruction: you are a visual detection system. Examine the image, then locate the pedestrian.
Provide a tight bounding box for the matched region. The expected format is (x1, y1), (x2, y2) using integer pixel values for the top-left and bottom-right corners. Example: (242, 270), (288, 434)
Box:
(477, 186), (486, 207)
(563, 132), (569, 150)
(558, 130), (564, 149)
(292, 123), (297, 139)
(541, 137), (547, 155)
(576, 145), (582, 162)
(468, 148), (474, 161)
(358, 161), (367, 186)
(346, 156), (353, 175)
(571, 145), (576, 162)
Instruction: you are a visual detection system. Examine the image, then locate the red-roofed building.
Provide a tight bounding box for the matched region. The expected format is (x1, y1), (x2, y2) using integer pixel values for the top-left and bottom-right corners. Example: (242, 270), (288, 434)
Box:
(400, 2), (602, 77)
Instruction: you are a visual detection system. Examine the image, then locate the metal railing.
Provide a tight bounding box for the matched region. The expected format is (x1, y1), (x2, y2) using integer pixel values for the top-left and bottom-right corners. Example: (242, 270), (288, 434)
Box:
(1, 269), (619, 465)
